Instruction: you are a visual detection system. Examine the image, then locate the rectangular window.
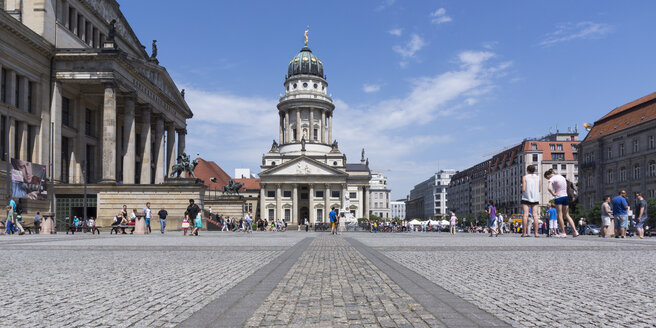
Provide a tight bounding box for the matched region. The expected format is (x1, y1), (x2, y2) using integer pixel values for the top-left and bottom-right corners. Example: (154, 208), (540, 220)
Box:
(573, 153), (578, 160)
(552, 153), (565, 161)
(292, 129), (297, 140)
(633, 139), (639, 153)
(552, 164), (558, 170)
(26, 81), (33, 113)
(649, 136), (655, 149)
(283, 190), (292, 198)
(268, 209), (274, 221)
(316, 209), (323, 222)
(300, 193), (308, 200)
(267, 190), (275, 198)
(85, 108), (95, 137)
(550, 144), (556, 151)
(571, 144), (577, 151)
(349, 192), (357, 199)
(315, 190), (324, 198)
(607, 147), (612, 160)
(619, 143), (625, 156)
(61, 137), (70, 183)
(313, 128), (318, 140)
(561, 164), (566, 170)
(531, 143), (537, 150)
(62, 97), (71, 127)
(284, 209), (290, 221)
(0, 68), (6, 103)
(331, 190), (340, 198)
(532, 154), (538, 162)
(557, 144), (563, 151)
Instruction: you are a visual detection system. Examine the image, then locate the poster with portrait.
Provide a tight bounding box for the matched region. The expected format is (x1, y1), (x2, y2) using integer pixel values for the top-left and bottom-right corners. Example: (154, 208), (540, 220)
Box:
(11, 158), (48, 201)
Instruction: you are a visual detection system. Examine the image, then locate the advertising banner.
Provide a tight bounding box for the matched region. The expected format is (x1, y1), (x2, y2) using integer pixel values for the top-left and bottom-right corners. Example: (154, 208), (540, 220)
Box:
(11, 158), (48, 201)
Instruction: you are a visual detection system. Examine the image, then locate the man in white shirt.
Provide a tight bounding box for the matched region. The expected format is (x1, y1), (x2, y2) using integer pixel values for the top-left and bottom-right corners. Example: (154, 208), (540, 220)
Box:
(143, 202), (152, 234)
(497, 214), (504, 234)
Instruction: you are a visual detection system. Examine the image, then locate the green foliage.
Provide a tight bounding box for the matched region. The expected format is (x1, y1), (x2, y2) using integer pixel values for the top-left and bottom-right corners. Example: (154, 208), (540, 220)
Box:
(369, 214), (381, 221)
(647, 198), (656, 227)
(476, 211), (488, 225)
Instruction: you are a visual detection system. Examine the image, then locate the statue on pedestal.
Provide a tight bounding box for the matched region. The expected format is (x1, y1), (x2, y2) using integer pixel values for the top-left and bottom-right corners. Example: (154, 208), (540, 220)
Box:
(170, 152), (198, 178)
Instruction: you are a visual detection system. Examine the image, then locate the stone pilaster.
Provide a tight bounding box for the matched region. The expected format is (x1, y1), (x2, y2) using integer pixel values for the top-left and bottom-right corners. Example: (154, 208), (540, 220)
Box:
(324, 183), (330, 222)
(8, 118), (15, 162)
(341, 184), (347, 211)
(296, 109), (301, 142)
(363, 186), (369, 218)
(140, 105), (152, 184)
(279, 113), (284, 144)
(328, 113), (332, 144)
(74, 94), (85, 183)
(292, 183), (298, 224)
(51, 80), (62, 182)
(122, 93), (136, 184)
(285, 111), (290, 143)
(309, 183), (314, 223)
(154, 114), (165, 184)
(18, 121), (28, 160)
(101, 82), (117, 183)
(276, 184), (282, 221)
(166, 124), (176, 177)
(309, 109), (314, 142)
(259, 184), (266, 222)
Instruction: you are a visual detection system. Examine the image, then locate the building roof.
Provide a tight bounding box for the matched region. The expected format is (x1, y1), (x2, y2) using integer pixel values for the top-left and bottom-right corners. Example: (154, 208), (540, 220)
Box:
(345, 163), (369, 172)
(585, 91), (656, 141)
(288, 46), (324, 79)
(234, 178), (261, 192)
(521, 140), (579, 161)
(193, 158), (231, 190)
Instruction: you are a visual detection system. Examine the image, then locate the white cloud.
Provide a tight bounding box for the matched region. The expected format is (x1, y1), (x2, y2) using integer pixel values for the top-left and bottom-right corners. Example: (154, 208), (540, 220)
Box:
(363, 83), (381, 93)
(375, 0), (396, 11)
(539, 21), (613, 47)
(393, 34), (426, 59)
(430, 8), (452, 24)
(388, 28), (403, 36)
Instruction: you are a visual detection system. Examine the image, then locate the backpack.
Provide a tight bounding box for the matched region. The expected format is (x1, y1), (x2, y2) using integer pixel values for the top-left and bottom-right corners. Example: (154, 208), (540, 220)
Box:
(566, 180), (578, 202)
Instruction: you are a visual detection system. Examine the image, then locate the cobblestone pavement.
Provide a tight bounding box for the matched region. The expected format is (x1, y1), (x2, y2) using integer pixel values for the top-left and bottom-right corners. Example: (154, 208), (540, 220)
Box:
(352, 233), (656, 327)
(246, 235), (441, 327)
(0, 232), (305, 328)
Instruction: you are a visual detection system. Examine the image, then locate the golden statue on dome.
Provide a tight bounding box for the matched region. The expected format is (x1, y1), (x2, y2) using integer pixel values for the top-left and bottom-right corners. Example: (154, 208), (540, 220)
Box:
(304, 26), (309, 45)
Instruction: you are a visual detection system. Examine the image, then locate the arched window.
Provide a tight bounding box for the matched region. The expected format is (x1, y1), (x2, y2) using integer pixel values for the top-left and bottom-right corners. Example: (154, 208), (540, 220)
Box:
(633, 164), (641, 180)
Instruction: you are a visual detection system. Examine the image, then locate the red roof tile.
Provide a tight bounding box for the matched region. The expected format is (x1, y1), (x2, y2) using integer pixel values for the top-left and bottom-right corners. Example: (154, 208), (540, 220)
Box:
(586, 92), (656, 141)
(234, 178), (261, 192)
(193, 158), (231, 190)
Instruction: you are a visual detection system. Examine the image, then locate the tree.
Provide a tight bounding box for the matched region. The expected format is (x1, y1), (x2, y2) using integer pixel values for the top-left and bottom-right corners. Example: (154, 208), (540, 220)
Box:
(647, 198), (656, 228)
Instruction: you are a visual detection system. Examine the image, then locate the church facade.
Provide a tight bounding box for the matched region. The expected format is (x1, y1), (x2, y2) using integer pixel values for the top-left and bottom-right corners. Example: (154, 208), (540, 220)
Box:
(258, 35), (371, 224)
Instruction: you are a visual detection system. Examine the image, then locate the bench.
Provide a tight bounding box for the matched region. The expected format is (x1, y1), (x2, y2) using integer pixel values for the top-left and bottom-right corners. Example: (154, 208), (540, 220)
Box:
(22, 225), (37, 234)
(65, 224), (100, 235)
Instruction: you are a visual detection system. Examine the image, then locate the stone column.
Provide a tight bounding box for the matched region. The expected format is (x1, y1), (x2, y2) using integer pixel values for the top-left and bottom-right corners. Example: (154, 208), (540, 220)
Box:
(101, 82), (117, 183)
(296, 108), (301, 142)
(51, 80), (62, 182)
(177, 128), (186, 158)
(18, 122), (28, 160)
(276, 184), (282, 221)
(309, 109), (314, 141)
(8, 118), (15, 162)
(259, 184), (266, 222)
(140, 105), (152, 184)
(309, 184), (314, 224)
(321, 110), (326, 144)
(363, 186), (369, 218)
(122, 93), (136, 184)
(20, 77), (29, 112)
(358, 186), (364, 218)
(341, 184), (347, 211)
(166, 124), (175, 177)
(78, 17), (85, 41)
(292, 184), (298, 224)
(70, 7), (77, 34)
(154, 114), (165, 184)
(279, 113), (284, 144)
(328, 113), (332, 144)
(74, 94), (85, 183)
(284, 111), (290, 143)
(324, 183), (330, 222)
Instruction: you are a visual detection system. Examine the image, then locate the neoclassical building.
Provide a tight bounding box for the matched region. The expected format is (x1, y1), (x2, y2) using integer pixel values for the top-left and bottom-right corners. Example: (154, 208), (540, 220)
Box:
(1, 1), (194, 226)
(258, 35), (371, 225)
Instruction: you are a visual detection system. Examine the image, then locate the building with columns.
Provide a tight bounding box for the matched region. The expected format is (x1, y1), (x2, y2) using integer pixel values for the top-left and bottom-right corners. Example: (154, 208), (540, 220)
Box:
(1, 1), (193, 224)
(258, 36), (371, 225)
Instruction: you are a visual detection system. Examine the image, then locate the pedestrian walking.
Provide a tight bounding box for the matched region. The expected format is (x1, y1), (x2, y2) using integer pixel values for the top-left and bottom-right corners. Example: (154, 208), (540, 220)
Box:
(191, 211), (202, 236)
(181, 212), (190, 236)
(304, 218), (309, 232)
(545, 169), (579, 237)
(143, 202), (152, 234)
(487, 200), (498, 237)
(158, 206), (168, 234)
(601, 196), (613, 238)
(548, 203), (558, 237)
(449, 211), (457, 235)
(186, 199), (200, 224)
(611, 190), (629, 238)
(33, 211), (41, 234)
(329, 207), (337, 235)
(497, 213), (504, 235)
(634, 192), (648, 239)
(521, 164), (541, 237)
(245, 212), (253, 234)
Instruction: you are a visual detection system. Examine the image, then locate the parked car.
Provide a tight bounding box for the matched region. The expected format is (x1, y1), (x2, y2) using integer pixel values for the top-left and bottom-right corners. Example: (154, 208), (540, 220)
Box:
(582, 225), (600, 235)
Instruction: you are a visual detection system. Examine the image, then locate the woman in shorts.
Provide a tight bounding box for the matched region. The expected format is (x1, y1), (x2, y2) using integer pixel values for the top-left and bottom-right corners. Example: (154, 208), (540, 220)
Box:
(545, 169), (579, 237)
(600, 196), (612, 238)
(521, 165), (541, 237)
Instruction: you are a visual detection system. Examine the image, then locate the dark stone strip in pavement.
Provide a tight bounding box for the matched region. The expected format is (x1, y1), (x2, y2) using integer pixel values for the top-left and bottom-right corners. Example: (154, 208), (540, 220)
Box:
(346, 237), (511, 328)
(179, 237), (313, 328)
(372, 245), (656, 252)
(3, 245), (290, 252)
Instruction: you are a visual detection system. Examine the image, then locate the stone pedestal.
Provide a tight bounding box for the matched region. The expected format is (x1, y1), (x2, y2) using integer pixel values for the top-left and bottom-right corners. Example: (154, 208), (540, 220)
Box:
(204, 195), (246, 231)
(40, 212), (56, 234)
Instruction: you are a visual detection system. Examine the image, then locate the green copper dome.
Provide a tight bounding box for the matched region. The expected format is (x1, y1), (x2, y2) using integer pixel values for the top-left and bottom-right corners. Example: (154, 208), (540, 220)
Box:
(288, 46), (324, 78)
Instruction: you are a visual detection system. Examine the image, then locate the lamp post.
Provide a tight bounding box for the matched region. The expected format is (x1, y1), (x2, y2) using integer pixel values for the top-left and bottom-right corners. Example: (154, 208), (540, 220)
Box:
(82, 160), (87, 221)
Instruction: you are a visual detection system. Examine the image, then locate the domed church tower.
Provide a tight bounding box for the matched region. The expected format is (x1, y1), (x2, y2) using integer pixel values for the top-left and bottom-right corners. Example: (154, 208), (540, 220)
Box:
(258, 29), (371, 226)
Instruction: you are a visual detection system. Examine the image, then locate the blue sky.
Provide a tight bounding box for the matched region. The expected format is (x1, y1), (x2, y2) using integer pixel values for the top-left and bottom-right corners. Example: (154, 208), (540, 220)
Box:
(121, 0), (656, 199)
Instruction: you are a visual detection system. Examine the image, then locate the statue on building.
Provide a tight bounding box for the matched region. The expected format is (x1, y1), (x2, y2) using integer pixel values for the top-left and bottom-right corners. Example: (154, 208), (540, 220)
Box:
(304, 26), (309, 46)
(331, 140), (339, 151)
(181, 89), (185, 99)
(151, 40), (158, 59)
(301, 137), (306, 151)
(170, 152), (198, 179)
(107, 19), (116, 41)
(223, 179), (244, 195)
(270, 139), (279, 152)
(361, 148), (365, 162)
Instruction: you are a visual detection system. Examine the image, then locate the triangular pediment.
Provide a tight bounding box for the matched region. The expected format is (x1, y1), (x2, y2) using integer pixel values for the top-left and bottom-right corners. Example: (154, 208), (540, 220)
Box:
(260, 156), (347, 177)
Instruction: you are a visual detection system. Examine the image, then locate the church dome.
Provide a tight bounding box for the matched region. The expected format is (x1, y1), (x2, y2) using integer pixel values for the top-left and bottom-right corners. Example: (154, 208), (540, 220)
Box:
(288, 46), (324, 78)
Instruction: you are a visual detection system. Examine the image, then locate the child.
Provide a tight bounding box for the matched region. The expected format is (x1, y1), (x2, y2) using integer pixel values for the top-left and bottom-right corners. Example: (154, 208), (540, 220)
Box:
(88, 217), (95, 234)
(191, 212), (202, 236)
(181, 213), (190, 236)
(548, 204), (558, 237)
